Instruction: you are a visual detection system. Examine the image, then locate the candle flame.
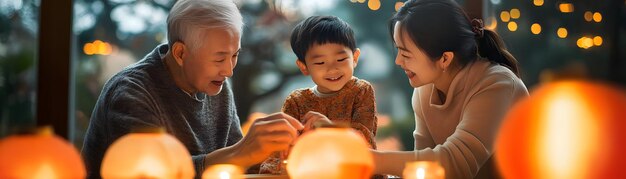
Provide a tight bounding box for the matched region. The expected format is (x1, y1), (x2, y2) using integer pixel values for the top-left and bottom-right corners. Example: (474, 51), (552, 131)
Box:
(219, 171), (230, 179)
(416, 167), (425, 179)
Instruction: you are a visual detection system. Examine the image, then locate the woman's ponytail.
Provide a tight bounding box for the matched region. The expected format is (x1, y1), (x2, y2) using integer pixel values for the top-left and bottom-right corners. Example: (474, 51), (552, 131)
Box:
(473, 20), (520, 77)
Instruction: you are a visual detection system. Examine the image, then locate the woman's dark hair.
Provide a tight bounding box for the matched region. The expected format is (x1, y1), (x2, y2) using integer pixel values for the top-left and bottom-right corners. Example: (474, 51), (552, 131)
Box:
(390, 0), (519, 77)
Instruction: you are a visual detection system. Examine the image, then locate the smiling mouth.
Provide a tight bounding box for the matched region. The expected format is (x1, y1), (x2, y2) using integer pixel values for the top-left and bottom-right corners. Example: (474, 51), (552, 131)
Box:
(325, 75), (343, 82)
(404, 70), (416, 79)
(211, 80), (224, 86)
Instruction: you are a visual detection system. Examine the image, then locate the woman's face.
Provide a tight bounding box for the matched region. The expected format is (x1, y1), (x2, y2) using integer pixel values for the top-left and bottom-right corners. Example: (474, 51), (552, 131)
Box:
(393, 22), (442, 88)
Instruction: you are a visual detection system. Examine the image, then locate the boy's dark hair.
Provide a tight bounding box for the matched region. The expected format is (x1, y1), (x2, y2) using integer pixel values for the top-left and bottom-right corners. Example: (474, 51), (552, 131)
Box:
(290, 15), (356, 63)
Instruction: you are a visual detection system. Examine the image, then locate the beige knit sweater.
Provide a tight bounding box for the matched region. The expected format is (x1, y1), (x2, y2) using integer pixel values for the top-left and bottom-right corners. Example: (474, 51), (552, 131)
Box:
(377, 59), (529, 178)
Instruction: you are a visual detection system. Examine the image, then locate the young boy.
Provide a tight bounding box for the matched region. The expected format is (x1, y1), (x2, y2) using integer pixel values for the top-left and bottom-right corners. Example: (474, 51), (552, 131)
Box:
(260, 15), (378, 174)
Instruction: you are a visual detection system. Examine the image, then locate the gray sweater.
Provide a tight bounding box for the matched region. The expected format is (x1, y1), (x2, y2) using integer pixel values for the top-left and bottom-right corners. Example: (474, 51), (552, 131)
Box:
(81, 44), (243, 178)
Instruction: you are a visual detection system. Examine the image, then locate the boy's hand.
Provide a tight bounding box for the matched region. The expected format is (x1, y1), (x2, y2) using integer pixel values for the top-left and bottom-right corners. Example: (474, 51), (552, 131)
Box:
(280, 111), (331, 160)
(301, 111), (332, 133)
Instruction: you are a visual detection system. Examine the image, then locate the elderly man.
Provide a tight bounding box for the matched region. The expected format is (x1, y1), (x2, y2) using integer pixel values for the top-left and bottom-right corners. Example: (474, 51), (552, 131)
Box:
(81, 0), (303, 178)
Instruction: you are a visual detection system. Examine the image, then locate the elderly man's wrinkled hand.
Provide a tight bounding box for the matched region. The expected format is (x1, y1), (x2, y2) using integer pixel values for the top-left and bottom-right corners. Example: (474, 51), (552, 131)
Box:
(233, 112), (303, 167)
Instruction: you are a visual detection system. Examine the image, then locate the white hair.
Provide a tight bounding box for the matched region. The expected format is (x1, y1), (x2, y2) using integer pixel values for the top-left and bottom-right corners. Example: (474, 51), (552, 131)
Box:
(166, 0), (243, 50)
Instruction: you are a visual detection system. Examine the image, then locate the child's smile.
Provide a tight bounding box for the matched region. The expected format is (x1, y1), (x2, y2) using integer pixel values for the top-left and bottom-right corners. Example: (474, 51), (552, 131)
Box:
(325, 75), (344, 82)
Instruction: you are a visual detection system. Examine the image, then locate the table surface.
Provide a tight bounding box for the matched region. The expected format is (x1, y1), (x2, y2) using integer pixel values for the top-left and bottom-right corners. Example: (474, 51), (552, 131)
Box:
(244, 174), (290, 179)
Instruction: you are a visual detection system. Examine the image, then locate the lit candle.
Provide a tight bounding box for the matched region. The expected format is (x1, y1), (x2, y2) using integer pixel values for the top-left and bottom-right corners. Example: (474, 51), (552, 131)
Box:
(403, 161), (445, 179)
(202, 164), (243, 179)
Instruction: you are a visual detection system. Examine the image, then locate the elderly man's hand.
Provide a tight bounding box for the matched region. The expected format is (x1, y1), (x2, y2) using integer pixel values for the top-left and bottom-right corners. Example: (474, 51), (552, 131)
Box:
(231, 112), (303, 168)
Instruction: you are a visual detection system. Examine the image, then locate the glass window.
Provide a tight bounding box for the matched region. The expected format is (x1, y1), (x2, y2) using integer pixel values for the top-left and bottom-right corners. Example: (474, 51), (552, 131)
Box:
(71, 0), (172, 147)
(0, 0), (40, 137)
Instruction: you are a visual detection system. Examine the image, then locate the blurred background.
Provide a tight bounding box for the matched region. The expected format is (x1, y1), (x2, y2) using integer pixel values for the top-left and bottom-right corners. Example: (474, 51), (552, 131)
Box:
(1, 0), (625, 151)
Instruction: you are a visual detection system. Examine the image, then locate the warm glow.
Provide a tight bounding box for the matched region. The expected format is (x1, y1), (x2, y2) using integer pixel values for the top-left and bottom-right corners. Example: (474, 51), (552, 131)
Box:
(579, 37), (594, 49)
(219, 172), (230, 179)
(593, 12), (602, 22)
(496, 81), (626, 179)
(83, 40), (113, 55)
(101, 131), (195, 179)
(202, 164), (243, 179)
(403, 161), (445, 179)
(500, 11), (510, 22)
(287, 128), (374, 179)
(134, 156), (168, 178)
(510, 8), (520, 19)
(357, 0), (366, 3)
(507, 22), (518, 32)
(576, 37), (585, 48)
(593, 36), (603, 46)
(0, 127), (86, 179)
(33, 164), (56, 179)
(557, 28), (568, 38)
(395, 2), (404, 12)
(533, 0), (544, 6)
(101, 43), (112, 55)
(83, 43), (96, 55)
(485, 16), (498, 30)
(559, 3), (574, 13)
(584, 11), (593, 22)
(368, 0), (381, 11)
(531, 23), (541, 34)
(538, 87), (600, 178)
(416, 168), (425, 179)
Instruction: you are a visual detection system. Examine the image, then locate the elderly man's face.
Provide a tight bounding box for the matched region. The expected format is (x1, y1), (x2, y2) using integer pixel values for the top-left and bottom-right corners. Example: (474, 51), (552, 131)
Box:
(183, 28), (241, 96)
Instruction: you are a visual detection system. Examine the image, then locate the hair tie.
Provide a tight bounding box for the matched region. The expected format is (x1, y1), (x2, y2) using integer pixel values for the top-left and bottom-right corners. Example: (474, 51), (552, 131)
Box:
(471, 19), (484, 38)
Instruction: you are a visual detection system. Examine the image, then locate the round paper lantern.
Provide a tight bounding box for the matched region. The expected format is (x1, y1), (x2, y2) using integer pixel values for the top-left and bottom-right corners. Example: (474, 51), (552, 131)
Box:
(287, 128), (374, 179)
(101, 128), (195, 179)
(0, 126), (86, 179)
(496, 80), (626, 179)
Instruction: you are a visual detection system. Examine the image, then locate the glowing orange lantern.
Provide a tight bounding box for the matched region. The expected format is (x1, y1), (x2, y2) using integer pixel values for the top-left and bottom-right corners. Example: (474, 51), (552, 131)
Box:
(403, 161), (445, 179)
(0, 126), (86, 179)
(496, 80), (626, 179)
(101, 128), (195, 179)
(287, 128), (374, 179)
(202, 164), (244, 179)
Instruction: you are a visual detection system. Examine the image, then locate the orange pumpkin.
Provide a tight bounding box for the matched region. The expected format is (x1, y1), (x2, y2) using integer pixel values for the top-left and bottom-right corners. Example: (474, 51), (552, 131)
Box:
(496, 80), (626, 179)
(287, 128), (374, 179)
(0, 126), (86, 179)
(101, 128), (195, 179)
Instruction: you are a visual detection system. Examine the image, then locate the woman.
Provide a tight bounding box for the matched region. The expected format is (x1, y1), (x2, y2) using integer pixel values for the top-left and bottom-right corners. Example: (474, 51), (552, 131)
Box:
(371, 0), (529, 178)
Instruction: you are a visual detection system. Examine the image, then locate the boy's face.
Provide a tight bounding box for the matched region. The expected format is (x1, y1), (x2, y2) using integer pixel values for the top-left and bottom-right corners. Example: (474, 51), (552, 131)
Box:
(296, 43), (360, 93)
